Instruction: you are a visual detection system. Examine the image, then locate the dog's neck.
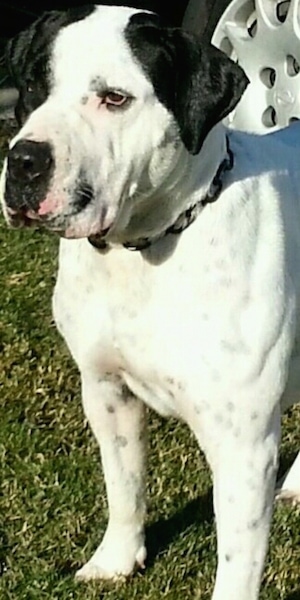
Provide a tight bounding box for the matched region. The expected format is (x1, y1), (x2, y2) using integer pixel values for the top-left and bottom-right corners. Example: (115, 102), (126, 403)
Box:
(90, 124), (230, 252)
(131, 123), (228, 228)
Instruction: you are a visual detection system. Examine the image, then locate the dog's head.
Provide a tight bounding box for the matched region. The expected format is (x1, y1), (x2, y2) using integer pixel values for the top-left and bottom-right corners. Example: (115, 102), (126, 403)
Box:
(0, 4), (248, 240)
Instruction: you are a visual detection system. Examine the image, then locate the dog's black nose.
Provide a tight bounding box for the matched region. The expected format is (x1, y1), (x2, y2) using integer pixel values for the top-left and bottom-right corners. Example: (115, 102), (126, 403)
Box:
(7, 140), (53, 182)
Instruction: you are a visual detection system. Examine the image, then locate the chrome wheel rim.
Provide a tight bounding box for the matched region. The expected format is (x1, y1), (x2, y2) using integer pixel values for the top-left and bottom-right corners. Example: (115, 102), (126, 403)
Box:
(212, 0), (300, 131)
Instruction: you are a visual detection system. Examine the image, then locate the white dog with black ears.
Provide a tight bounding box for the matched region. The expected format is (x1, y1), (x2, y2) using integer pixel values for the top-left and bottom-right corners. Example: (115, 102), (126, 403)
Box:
(1, 3), (299, 599)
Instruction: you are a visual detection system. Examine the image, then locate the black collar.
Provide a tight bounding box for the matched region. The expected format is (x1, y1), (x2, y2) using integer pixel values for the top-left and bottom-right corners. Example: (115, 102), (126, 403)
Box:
(88, 136), (233, 253)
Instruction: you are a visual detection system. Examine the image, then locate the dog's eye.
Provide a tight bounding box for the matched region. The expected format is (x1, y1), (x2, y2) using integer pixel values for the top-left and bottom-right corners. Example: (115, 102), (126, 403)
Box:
(104, 91), (130, 108)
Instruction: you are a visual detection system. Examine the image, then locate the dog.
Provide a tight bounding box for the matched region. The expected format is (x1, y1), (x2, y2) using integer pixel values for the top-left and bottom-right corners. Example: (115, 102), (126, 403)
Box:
(1, 4), (299, 599)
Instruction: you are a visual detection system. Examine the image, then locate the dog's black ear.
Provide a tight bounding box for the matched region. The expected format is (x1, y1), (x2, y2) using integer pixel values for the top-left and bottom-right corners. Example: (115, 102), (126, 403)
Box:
(6, 6), (95, 84)
(6, 6), (95, 126)
(126, 14), (249, 154)
(6, 25), (43, 125)
(6, 11), (65, 87)
(5, 13), (60, 125)
(171, 36), (249, 154)
(6, 28), (34, 89)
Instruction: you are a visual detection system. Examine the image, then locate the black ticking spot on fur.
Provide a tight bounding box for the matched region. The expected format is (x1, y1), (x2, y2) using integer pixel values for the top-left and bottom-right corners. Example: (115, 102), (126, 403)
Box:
(247, 519), (259, 530)
(138, 431), (145, 443)
(115, 435), (128, 448)
(101, 372), (113, 382)
(106, 405), (115, 414)
(125, 13), (249, 154)
(225, 554), (232, 562)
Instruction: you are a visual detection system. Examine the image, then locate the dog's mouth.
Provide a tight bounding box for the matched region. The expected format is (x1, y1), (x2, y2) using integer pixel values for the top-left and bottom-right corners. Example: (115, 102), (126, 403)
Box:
(5, 204), (67, 233)
(3, 173), (119, 242)
(5, 201), (114, 242)
(4, 172), (94, 223)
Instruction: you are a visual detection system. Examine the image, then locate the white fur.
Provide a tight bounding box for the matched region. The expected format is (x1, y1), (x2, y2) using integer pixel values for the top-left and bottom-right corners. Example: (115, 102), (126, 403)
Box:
(1, 6), (299, 600)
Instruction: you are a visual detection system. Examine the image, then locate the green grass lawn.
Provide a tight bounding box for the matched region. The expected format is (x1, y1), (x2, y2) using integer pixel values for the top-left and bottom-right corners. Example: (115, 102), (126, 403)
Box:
(0, 128), (299, 600)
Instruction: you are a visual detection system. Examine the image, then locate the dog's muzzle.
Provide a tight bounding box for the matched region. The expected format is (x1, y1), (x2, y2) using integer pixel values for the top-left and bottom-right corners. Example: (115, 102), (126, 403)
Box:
(5, 139), (54, 219)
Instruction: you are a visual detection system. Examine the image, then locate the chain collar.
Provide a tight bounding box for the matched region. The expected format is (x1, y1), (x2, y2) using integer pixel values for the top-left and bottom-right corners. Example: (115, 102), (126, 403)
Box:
(89, 136), (233, 253)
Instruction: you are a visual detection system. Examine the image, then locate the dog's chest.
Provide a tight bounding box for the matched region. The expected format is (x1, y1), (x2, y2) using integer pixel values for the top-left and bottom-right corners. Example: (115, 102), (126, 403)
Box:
(52, 234), (291, 420)
(53, 245), (200, 416)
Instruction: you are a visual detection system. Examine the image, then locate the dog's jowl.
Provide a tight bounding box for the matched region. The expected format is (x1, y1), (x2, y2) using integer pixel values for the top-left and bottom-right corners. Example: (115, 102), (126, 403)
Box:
(1, 4), (300, 599)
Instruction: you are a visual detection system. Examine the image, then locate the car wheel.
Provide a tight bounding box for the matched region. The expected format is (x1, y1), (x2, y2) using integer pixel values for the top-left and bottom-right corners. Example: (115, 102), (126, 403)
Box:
(212, 0), (300, 132)
(184, 0), (300, 133)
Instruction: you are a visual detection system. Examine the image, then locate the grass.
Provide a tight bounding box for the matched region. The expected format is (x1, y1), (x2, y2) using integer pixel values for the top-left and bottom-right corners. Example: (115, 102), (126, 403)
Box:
(0, 124), (299, 600)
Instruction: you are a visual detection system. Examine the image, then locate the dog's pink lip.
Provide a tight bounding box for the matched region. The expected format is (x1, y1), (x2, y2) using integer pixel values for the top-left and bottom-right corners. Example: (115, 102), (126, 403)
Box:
(6, 204), (115, 238)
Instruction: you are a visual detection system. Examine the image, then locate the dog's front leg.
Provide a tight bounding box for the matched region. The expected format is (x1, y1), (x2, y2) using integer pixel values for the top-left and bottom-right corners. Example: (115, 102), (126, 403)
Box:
(210, 405), (281, 600)
(76, 375), (147, 581)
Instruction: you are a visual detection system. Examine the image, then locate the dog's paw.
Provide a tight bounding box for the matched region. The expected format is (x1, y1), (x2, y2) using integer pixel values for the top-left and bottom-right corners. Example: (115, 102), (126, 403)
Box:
(75, 561), (128, 582)
(275, 489), (300, 506)
(75, 538), (146, 581)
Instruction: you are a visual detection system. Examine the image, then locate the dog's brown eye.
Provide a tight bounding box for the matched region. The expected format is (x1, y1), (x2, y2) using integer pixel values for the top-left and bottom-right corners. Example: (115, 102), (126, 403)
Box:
(105, 92), (129, 107)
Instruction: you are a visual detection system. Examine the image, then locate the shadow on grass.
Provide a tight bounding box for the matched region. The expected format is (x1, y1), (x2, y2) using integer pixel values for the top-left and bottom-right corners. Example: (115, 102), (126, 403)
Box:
(277, 450), (298, 482)
(285, 591), (300, 600)
(55, 488), (214, 577)
(146, 488), (213, 566)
